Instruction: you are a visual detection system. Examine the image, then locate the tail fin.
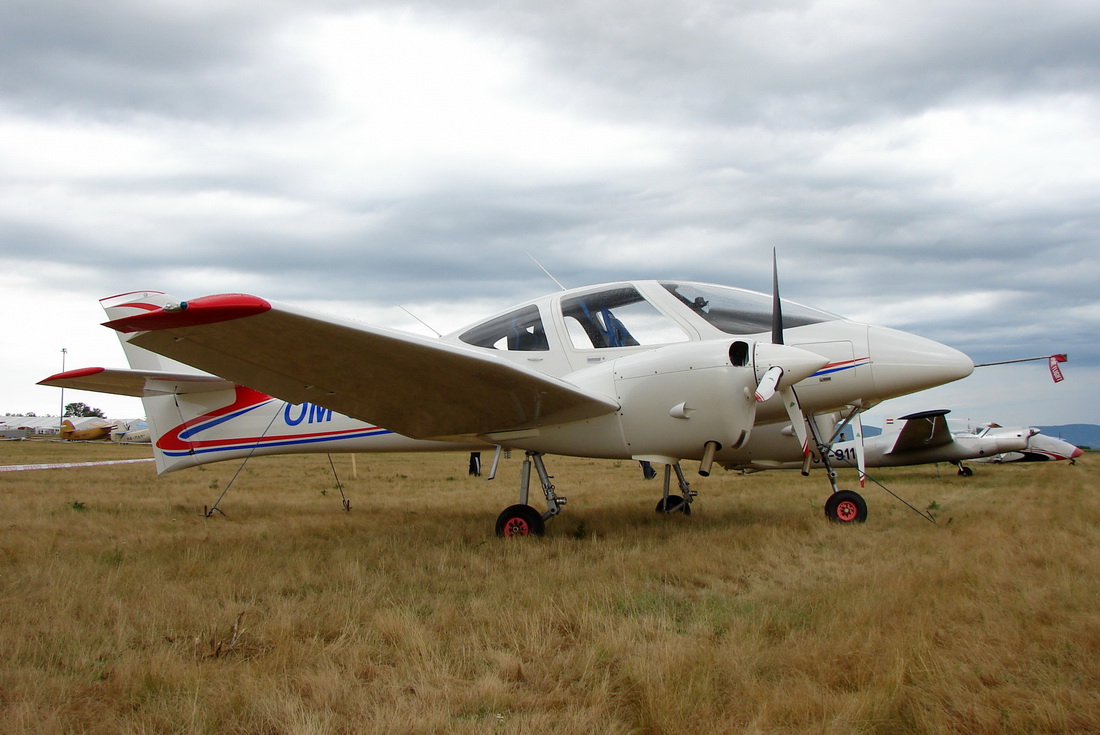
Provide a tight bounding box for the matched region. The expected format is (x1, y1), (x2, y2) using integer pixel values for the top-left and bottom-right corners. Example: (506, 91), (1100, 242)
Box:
(41, 292), (406, 473)
(100, 292), (204, 374)
(99, 292), (270, 473)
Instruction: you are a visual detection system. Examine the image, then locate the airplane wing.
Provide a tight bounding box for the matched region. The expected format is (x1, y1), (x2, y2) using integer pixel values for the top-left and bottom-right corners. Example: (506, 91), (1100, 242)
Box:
(102, 294), (620, 440)
(39, 367), (233, 397)
(885, 409), (953, 454)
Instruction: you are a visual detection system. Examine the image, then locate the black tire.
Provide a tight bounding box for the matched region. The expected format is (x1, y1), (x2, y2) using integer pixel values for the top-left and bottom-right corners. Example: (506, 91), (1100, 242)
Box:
(958, 466), (973, 477)
(824, 490), (867, 524)
(655, 495), (691, 515)
(495, 504), (546, 537)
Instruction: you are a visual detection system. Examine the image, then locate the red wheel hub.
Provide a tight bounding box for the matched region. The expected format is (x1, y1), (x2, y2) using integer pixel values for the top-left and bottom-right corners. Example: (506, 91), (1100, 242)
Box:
(836, 500), (859, 522)
(503, 517), (530, 536)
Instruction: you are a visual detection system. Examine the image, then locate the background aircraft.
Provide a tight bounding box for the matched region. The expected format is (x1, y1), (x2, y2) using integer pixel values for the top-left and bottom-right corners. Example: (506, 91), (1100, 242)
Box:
(730, 409), (1037, 476)
(111, 419), (151, 444)
(971, 432), (1084, 464)
(59, 419), (114, 442)
(41, 274), (973, 534)
(942, 416), (1085, 467)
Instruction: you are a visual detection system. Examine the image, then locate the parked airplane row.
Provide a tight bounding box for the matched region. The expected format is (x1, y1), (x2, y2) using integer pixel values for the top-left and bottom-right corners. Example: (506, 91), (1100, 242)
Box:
(38, 263), (1071, 534)
(736, 409), (1081, 477)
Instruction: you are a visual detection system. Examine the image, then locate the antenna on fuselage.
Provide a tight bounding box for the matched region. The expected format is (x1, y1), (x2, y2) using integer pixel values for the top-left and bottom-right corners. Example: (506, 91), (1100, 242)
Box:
(526, 252), (567, 291)
(398, 306), (442, 338)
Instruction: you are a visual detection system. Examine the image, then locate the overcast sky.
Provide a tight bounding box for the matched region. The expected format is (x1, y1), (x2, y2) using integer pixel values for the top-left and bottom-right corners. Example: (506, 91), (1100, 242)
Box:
(3, 0), (1098, 430)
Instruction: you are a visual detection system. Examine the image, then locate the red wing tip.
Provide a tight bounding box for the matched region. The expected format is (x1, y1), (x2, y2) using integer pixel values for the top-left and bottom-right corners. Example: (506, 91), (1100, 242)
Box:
(38, 367), (107, 385)
(104, 294), (271, 333)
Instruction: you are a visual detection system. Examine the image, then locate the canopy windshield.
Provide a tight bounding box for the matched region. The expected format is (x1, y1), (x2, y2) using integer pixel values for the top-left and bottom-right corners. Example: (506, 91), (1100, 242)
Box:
(661, 281), (839, 335)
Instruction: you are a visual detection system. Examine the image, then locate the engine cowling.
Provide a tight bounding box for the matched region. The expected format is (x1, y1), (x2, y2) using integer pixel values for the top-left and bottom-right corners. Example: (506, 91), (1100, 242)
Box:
(610, 340), (759, 461)
(506, 338), (829, 463)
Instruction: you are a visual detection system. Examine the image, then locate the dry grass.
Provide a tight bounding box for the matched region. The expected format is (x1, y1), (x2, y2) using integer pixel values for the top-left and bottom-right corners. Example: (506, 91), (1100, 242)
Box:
(1, 440), (1098, 734)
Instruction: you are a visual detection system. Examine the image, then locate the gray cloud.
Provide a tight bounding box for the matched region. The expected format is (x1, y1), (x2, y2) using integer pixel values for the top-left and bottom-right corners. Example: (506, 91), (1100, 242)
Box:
(1, 0), (329, 123)
(420, 0), (1100, 126)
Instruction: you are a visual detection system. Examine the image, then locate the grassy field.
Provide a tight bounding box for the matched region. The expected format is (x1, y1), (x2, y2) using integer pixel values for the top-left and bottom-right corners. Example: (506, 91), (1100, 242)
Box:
(1, 440), (1097, 734)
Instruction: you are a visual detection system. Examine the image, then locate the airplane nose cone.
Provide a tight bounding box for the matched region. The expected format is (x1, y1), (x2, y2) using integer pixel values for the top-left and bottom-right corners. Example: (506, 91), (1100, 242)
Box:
(867, 326), (974, 400)
(1072, 446), (1085, 459)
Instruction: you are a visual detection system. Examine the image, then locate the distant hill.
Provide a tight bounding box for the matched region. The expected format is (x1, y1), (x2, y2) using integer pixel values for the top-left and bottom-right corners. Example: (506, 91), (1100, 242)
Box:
(1035, 425), (1100, 449)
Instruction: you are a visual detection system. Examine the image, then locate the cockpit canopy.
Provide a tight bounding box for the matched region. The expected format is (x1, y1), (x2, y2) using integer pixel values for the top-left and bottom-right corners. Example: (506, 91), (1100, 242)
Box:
(560, 285), (687, 349)
(659, 281), (837, 335)
(458, 304), (548, 351)
(456, 280), (840, 352)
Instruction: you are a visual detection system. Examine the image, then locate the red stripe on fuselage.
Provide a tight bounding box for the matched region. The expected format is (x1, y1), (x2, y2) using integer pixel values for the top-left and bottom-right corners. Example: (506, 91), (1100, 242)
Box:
(155, 386), (384, 454)
(155, 386), (274, 452)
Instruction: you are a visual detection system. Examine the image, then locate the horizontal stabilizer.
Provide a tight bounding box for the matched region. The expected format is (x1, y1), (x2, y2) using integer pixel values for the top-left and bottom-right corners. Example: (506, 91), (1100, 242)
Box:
(38, 367), (234, 397)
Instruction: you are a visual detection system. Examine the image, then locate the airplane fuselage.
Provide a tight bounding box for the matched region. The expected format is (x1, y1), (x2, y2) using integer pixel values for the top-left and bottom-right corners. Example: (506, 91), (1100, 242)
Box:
(44, 279), (974, 475)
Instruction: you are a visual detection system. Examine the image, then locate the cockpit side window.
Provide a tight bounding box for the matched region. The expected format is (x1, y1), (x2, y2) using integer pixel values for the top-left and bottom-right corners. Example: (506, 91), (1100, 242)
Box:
(561, 286), (688, 349)
(458, 305), (549, 351)
(661, 281), (836, 334)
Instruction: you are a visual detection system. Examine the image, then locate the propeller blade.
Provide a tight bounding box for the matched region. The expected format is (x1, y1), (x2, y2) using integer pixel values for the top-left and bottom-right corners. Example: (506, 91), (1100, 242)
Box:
(762, 254), (818, 462)
(852, 411), (866, 488)
(771, 248), (784, 346)
(754, 365), (783, 403)
(779, 386), (811, 456)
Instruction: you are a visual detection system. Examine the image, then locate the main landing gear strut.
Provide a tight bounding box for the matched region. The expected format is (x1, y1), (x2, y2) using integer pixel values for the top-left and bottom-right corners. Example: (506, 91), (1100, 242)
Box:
(493, 421), (873, 535)
(654, 462), (696, 515)
(495, 451), (567, 537)
(494, 452), (702, 537)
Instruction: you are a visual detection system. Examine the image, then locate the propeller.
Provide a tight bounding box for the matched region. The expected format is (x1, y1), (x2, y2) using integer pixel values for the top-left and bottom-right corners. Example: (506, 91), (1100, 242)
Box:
(753, 249), (814, 457)
(771, 248), (784, 346)
(689, 252), (827, 477)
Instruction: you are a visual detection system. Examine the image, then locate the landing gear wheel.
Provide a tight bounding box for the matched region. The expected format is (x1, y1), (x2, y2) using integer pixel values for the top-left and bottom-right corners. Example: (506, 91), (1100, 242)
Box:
(958, 465), (973, 477)
(495, 504), (545, 537)
(655, 496), (691, 515)
(825, 490), (867, 524)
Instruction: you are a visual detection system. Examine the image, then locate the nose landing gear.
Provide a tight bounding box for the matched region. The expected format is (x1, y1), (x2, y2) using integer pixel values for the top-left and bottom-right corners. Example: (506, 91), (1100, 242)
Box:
(809, 408), (868, 524)
(824, 488), (868, 524)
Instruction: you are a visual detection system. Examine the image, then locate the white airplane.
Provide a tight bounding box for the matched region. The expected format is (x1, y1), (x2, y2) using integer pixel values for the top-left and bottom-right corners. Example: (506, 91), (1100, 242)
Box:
(971, 432), (1084, 464)
(40, 270), (973, 534)
(730, 409), (1037, 476)
(111, 419), (151, 444)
